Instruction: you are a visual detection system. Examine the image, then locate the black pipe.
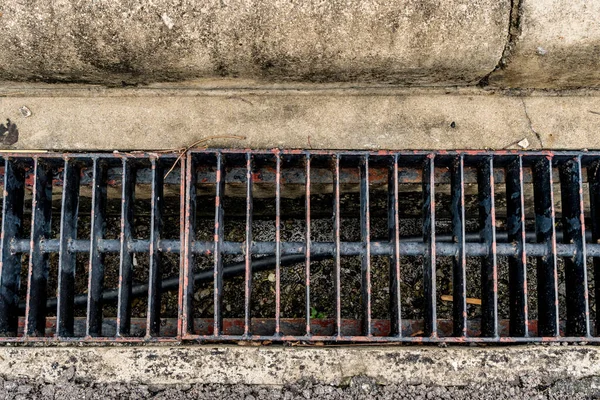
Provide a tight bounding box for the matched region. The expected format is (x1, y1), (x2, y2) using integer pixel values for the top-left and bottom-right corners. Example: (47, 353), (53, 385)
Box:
(18, 253), (331, 314)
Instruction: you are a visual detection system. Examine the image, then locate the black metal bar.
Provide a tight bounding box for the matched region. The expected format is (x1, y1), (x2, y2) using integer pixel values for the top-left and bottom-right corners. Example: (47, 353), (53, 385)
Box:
(478, 156), (498, 338)
(0, 158), (25, 336)
(56, 159), (81, 337)
(505, 156), (528, 337)
(147, 158), (164, 337)
(214, 153), (225, 336)
(422, 155), (437, 337)
(590, 160), (600, 337)
(116, 159), (136, 336)
(305, 154), (312, 336)
(244, 153), (253, 337)
(275, 152), (282, 336)
(360, 155), (372, 336)
(450, 155), (467, 337)
(25, 159), (53, 337)
(86, 159), (108, 337)
(333, 155), (342, 337)
(559, 157), (590, 337)
(532, 157), (560, 337)
(388, 155), (401, 337)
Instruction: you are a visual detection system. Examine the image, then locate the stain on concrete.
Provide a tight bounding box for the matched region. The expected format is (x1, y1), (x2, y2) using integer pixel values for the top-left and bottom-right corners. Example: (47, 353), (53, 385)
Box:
(0, 119), (18, 145)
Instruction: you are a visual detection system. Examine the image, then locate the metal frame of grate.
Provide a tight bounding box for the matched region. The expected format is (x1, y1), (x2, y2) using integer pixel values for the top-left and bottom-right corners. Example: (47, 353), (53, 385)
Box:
(2, 149), (600, 343)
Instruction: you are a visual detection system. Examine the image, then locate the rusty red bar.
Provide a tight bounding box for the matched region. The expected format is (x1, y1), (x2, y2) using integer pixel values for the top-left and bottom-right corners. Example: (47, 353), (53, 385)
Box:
(275, 152), (282, 336)
(333, 154), (342, 337)
(388, 154), (401, 337)
(214, 152), (225, 336)
(360, 155), (372, 336)
(244, 152), (254, 337)
(422, 154), (437, 337)
(305, 154), (312, 336)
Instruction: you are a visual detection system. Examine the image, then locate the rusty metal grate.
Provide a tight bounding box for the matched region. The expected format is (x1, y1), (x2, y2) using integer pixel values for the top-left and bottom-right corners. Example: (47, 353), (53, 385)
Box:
(2, 150), (600, 343)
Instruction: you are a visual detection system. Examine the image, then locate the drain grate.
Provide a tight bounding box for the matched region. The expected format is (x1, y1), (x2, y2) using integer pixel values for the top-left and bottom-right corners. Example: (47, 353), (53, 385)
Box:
(1, 150), (600, 343)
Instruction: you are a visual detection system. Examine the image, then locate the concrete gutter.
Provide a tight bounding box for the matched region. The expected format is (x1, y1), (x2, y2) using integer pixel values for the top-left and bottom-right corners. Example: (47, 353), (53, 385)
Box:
(0, 345), (598, 387)
(1, 85), (599, 151)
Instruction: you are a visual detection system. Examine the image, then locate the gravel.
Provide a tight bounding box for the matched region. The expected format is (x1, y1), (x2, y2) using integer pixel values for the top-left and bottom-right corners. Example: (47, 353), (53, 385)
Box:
(0, 374), (598, 399)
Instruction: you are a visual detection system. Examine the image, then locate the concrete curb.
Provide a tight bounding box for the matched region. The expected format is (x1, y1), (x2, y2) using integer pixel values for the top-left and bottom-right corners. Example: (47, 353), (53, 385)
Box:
(0, 0), (508, 86)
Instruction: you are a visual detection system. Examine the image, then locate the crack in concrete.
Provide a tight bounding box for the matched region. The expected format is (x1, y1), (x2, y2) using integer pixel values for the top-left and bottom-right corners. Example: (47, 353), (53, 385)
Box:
(521, 99), (543, 147)
(479, 0), (523, 86)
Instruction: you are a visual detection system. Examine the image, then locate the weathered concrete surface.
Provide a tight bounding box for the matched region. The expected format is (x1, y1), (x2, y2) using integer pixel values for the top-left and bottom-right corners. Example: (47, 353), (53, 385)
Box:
(1, 86), (600, 151)
(489, 0), (600, 89)
(0, 0), (509, 86)
(0, 345), (598, 387)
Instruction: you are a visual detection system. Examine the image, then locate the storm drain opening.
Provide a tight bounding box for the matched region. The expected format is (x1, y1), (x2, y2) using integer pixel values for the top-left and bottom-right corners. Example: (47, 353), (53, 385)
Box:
(1, 150), (600, 343)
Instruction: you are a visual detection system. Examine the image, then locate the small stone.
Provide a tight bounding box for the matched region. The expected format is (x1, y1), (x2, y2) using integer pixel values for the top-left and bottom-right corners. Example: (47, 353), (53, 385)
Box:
(41, 386), (55, 398)
(161, 13), (174, 29)
(517, 138), (530, 149)
(17, 385), (33, 394)
(19, 106), (32, 117)
(536, 46), (548, 55)
(267, 273), (276, 282)
(148, 384), (166, 393)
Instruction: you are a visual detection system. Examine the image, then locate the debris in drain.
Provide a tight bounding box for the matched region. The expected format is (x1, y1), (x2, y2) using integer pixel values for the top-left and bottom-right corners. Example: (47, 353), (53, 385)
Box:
(441, 295), (482, 306)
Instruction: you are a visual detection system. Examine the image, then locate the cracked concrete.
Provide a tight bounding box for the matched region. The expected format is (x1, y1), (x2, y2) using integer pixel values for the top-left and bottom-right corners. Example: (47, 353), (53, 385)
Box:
(1, 85), (599, 151)
(1, 345), (599, 387)
(0, 0), (510, 87)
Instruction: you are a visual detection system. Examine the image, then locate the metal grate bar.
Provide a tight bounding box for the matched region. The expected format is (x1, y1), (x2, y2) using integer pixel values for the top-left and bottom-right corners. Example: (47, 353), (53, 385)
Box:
(146, 158), (164, 337)
(56, 159), (81, 337)
(213, 152), (225, 336)
(116, 159), (136, 336)
(478, 156), (498, 337)
(182, 153), (196, 336)
(275, 152), (282, 336)
(244, 153), (253, 337)
(388, 155), (401, 337)
(333, 155), (342, 337)
(505, 156), (528, 337)
(422, 155), (437, 337)
(450, 155), (467, 337)
(532, 157), (560, 337)
(360, 155), (372, 336)
(559, 157), (590, 337)
(590, 160), (600, 337)
(0, 158), (25, 336)
(86, 159), (108, 337)
(25, 159), (52, 337)
(305, 154), (312, 336)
